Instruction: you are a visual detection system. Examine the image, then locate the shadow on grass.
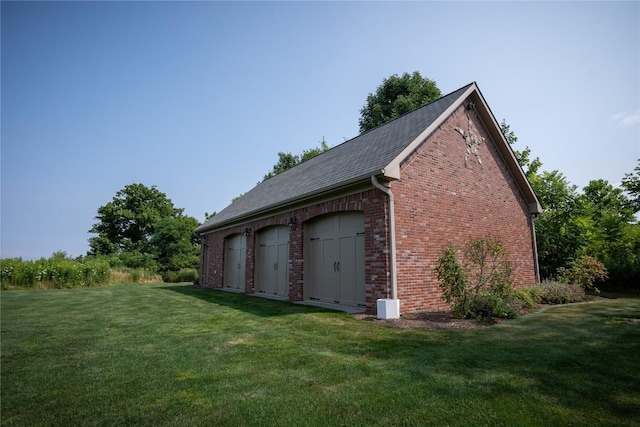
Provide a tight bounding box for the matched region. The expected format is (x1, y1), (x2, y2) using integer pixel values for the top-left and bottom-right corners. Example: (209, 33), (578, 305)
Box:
(159, 284), (333, 317)
(342, 299), (640, 422)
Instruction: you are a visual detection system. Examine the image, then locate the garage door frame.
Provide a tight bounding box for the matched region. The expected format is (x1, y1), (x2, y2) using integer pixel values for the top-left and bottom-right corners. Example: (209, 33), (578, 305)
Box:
(305, 212), (365, 307)
(223, 233), (246, 291)
(256, 225), (290, 297)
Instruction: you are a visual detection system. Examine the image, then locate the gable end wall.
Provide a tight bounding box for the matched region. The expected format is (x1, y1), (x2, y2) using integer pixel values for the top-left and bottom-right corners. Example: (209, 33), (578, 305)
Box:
(393, 104), (537, 312)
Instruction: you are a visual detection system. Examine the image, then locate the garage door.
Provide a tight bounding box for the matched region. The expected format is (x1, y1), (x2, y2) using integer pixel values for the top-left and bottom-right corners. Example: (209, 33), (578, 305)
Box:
(307, 212), (365, 307)
(256, 226), (289, 296)
(224, 234), (246, 290)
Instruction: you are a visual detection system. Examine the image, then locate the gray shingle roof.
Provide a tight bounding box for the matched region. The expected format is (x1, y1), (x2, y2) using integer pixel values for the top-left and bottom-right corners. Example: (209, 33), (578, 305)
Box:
(196, 83), (475, 233)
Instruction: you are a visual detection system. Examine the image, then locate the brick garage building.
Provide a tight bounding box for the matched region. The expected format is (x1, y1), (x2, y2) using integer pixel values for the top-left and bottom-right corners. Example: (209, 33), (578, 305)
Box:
(195, 82), (542, 317)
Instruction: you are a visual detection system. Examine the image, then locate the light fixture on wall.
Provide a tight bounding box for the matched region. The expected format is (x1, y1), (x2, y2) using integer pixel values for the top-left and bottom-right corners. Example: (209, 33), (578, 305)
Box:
(288, 216), (298, 230)
(243, 228), (251, 237)
(466, 100), (475, 110)
(200, 235), (207, 243)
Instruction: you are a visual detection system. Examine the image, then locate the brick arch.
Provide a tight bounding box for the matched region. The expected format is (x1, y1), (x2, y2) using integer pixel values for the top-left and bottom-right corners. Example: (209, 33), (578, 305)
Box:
(287, 191), (391, 313)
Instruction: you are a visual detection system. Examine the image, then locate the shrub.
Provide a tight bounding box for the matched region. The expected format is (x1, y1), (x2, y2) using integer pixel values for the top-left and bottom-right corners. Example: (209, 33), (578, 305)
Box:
(511, 287), (542, 309)
(435, 236), (516, 319)
(558, 255), (608, 292)
(471, 291), (519, 319)
(435, 246), (470, 317)
(535, 280), (586, 304)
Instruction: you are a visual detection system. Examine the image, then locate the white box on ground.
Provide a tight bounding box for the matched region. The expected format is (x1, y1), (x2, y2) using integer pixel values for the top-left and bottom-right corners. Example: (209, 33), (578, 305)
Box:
(377, 299), (400, 319)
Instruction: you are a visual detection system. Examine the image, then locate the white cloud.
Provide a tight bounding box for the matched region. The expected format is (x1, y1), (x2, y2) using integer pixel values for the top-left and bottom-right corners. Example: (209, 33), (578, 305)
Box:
(612, 111), (640, 127)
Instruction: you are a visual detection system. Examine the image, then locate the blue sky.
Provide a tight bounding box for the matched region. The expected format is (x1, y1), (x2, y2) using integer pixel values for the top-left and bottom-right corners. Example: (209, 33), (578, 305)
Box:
(2, 1), (639, 259)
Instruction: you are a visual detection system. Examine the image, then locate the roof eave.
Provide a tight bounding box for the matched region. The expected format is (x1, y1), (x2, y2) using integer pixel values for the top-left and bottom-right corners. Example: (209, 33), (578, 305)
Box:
(195, 170), (388, 234)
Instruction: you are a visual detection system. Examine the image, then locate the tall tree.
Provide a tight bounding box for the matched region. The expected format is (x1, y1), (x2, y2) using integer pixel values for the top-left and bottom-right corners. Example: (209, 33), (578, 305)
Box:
(89, 183), (180, 256)
(150, 215), (200, 273)
(582, 179), (635, 224)
(621, 159), (640, 213)
(500, 120), (541, 179)
(359, 71), (441, 133)
(300, 138), (330, 162)
(580, 179), (639, 282)
(88, 183), (201, 276)
(530, 171), (588, 278)
(263, 138), (330, 181)
(263, 152), (300, 181)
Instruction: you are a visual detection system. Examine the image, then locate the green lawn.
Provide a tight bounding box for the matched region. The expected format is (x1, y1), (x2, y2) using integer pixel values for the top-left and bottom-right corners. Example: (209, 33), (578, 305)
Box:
(2, 284), (639, 426)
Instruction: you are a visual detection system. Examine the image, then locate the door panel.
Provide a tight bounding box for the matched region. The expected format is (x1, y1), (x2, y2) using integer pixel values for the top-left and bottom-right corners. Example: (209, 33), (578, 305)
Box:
(321, 238), (338, 302)
(355, 233), (366, 306)
(309, 238), (323, 300)
(338, 235), (356, 305)
(257, 243), (269, 293)
(256, 226), (289, 296)
(267, 244), (278, 294)
(307, 212), (365, 306)
(224, 234), (246, 290)
(276, 242), (288, 295)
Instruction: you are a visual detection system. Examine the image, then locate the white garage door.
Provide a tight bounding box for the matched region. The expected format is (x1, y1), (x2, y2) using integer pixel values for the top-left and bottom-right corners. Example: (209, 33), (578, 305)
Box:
(256, 226), (289, 296)
(307, 212), (365, 307)
(224, 234), (246, 290)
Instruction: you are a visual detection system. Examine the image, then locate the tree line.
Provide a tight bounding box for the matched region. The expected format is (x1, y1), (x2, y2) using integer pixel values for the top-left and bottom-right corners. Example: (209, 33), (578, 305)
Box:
(501, 120), (639, 287)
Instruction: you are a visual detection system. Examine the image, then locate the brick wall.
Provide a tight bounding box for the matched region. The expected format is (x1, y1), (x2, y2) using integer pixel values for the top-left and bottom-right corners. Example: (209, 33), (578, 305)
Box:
(392, 104), (537, 312)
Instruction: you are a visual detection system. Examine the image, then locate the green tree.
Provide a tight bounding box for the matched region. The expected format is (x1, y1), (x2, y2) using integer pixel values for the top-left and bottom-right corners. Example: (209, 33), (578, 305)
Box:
(51, 250), (70, 260)
(530, 171), (588, 278)
(300, 138), (329, 162)
(150, 215), (200, 273)
(359, 71), (441, 133)
(582, 179), (634, 224)
(500, 120), (541, 178)
(263, 152), (299, 180)
(499, 127), (639, 287)
(263, 138), (330, 181)
(88, 184), (201, 277)
(580, 179), (639, 283)
(89, 183), (180, 256)
(499, 120), (585, 278)
(621, 159), (640, 213)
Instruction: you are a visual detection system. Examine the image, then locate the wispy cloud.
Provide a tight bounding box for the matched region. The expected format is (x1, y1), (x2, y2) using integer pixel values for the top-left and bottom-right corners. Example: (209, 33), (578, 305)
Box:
(612, 111), (640, 127)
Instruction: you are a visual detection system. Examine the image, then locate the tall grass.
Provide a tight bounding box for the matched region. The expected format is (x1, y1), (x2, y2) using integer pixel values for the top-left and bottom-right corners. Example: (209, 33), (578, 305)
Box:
(109, 267), (163, 284)
(161, 268), (198, 283)
(0, 258), (188, 288)
(0, 257), (110, 289)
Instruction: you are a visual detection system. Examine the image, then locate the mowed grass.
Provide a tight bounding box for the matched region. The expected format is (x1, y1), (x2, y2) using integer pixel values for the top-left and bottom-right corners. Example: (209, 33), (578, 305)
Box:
(2, 284), (639, 426)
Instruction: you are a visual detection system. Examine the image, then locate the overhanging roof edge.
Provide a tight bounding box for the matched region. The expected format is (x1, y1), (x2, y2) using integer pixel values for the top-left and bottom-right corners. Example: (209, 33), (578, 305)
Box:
(195, 170), (386, 234)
